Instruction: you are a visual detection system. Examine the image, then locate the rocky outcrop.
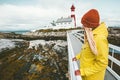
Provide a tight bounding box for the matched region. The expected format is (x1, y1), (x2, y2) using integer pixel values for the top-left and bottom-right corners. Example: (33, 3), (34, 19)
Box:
(0, 31), (67, 40)
(108, 27), (120, 46)
(0, 28), (81, 40)
(0, 39), (68, 80)
(0, 27), (120, 46)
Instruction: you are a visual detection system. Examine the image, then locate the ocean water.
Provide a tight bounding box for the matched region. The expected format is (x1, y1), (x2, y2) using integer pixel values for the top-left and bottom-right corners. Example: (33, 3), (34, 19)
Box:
(0, 30), (30, 34)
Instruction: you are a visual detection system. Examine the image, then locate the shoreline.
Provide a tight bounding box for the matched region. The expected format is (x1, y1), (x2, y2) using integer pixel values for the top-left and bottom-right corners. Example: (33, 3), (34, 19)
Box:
(0, 27), (120, 46)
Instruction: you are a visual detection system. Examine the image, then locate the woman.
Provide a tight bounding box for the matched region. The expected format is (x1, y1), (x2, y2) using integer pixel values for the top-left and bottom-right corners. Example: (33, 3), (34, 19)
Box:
(73, 9), (109, 80)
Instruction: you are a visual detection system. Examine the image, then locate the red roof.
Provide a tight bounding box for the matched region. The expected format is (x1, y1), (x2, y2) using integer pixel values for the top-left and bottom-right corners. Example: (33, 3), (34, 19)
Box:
(71, 5), (75, 10)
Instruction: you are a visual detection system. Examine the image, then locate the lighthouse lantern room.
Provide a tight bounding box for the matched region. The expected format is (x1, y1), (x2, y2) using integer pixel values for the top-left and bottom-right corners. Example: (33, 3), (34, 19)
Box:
(71, 5), (76, 27)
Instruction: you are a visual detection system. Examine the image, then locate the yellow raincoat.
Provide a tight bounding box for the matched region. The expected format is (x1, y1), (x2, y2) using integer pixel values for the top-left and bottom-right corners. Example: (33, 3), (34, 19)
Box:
(76, 22), (109, 80)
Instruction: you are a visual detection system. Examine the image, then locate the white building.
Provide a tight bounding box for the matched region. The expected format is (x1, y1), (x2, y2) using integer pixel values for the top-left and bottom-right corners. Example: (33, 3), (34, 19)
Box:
(56, 17), (74, 28)
(50, 16), (75, 29)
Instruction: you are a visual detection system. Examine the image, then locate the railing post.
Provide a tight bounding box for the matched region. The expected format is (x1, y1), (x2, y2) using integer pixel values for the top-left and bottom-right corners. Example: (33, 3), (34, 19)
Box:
(111, 48), (114, 69)
(67, 31), (82, 80)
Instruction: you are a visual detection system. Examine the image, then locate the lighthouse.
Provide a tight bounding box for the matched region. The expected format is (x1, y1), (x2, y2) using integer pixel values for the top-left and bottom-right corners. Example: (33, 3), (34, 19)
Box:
(71, 5), (76, 27)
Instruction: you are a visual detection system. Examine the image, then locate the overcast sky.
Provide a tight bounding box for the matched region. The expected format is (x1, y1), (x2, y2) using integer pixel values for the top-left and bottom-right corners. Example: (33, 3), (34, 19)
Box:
(0, 0), (120, 31)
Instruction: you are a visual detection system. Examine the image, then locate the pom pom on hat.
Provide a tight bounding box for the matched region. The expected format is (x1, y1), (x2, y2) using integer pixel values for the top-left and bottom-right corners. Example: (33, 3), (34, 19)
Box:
(81, 9), (100, 28)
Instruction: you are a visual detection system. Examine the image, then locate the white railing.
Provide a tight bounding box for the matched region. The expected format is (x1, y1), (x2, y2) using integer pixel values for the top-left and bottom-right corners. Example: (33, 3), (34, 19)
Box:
(108, 44), (120, 80)
(67, 30), (120, 80)
(67, 31), (82, 80)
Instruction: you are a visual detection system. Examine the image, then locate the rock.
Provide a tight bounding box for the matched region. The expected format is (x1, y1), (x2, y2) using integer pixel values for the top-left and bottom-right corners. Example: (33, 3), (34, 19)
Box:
(108, 27), (120, 46)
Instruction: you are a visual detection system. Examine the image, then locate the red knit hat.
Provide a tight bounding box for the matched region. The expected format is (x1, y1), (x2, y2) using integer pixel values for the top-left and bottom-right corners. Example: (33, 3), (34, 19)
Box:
(81, 9), (100, 28)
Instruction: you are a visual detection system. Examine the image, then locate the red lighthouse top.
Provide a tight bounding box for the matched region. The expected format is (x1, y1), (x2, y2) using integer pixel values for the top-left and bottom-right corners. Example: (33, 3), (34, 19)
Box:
(71, 5), (75, 11)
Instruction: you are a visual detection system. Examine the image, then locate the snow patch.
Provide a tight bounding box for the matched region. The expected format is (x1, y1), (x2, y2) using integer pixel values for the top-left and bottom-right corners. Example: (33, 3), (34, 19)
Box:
(28, 40), (46, 50)
(0, 39), (15, 52)
(28, 40), (67, 50)
(0, 39), (25, 52)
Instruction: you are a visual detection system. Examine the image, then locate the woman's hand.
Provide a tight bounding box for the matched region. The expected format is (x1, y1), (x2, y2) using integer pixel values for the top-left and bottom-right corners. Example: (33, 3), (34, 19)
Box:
(72, 57), (77, 61)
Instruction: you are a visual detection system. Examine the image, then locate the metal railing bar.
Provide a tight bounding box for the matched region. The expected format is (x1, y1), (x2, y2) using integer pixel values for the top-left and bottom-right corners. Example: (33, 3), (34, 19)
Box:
(73, 34), (84, 42)
(108, 55), (120, 66)
(109, 44), (120, 52)
(107, 67), (120, 80)
(75, 33), (84, 37)
(67, 32), (82, 80)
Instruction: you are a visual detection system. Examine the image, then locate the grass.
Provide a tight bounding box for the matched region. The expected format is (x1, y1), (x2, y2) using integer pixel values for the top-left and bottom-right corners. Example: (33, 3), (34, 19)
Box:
(36, 27), (82, 32)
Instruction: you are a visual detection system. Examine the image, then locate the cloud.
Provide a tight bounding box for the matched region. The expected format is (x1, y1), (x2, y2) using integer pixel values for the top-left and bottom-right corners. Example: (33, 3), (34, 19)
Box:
(0, 0), (120, 31)
(0, 4), (69, 30)
(0, 0), (94, 31)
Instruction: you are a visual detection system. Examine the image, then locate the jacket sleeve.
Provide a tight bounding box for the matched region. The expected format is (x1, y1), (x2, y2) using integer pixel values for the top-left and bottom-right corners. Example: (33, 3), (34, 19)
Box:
(76, 52), (81, 60)
(76, 43), (85, 60)
(80, 37), (109, 76)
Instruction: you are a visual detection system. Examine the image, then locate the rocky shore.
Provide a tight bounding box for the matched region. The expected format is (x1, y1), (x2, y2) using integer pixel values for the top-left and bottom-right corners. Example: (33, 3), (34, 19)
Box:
(1, 27), (120, 46)
(0, 27), (120, 80)
(0, 28), (72, 80)
(108, 27), (120, 46)
(0, 29), (68, 40)
(0, 39), (68, 80)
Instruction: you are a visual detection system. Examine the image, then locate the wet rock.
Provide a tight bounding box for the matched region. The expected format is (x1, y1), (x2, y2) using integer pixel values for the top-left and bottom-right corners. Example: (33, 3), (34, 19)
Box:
(43, 43), (51, 51)
(0, 39), (68, 80)
(108, 27), (120, 46)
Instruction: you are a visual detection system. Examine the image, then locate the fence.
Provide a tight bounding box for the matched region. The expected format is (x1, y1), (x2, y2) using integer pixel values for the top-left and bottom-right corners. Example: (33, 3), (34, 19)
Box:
(67, 30), (120, 80)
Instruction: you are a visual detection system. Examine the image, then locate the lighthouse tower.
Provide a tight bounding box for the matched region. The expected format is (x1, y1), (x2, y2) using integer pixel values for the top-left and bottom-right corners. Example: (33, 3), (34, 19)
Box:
(71, 5), (76, 27)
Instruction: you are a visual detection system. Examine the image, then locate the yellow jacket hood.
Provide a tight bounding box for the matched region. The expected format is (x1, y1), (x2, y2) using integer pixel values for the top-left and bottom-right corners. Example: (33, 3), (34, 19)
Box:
(93, 22), (108, 38)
